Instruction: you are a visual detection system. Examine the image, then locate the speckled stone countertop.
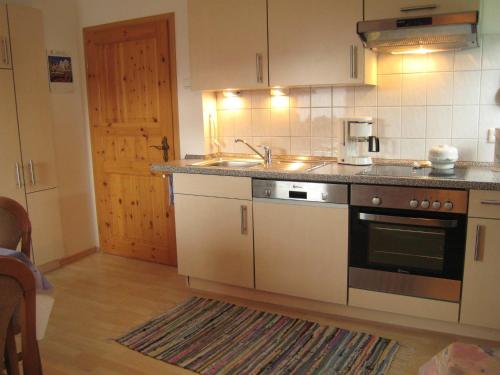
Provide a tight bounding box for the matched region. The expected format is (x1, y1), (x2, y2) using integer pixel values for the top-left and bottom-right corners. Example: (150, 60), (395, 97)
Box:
(152, 157), (500, 191)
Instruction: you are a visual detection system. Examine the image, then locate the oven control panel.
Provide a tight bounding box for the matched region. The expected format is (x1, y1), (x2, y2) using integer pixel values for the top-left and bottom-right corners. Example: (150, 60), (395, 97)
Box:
(351, 185), (468, 214)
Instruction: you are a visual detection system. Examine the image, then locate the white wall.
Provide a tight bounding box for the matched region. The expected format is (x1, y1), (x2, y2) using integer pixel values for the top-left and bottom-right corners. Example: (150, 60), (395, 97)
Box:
(7, 0), (98, 256)
(76, 0), (205, 157)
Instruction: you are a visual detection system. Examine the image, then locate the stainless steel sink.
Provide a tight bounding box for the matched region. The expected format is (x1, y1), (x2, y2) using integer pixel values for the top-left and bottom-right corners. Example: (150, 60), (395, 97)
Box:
(192, 158), (263, 168)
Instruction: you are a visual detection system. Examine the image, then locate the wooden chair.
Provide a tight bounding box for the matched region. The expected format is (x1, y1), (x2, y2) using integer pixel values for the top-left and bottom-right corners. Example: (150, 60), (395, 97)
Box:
(0, 257), (42, 375)
(0, 197), (42, 374)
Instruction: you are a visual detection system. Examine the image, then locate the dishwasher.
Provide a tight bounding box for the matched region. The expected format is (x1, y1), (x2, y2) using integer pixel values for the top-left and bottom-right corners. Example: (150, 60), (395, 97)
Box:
(252, 179), (349, 304)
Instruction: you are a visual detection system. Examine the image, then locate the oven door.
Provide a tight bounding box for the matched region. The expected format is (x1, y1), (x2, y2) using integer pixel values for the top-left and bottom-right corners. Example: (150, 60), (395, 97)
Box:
(349, 206), (466, 302)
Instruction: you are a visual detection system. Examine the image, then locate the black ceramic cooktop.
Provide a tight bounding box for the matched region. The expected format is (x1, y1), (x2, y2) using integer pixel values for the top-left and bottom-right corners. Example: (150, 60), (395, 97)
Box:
(357, 165), (468, 180)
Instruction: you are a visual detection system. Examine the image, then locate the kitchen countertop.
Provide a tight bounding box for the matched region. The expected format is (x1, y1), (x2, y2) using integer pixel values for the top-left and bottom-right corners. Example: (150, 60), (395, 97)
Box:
(152, 157), (500, 191)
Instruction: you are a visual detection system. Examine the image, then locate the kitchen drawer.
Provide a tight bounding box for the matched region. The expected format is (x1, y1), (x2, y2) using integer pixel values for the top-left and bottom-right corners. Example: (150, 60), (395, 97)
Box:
(173, 173), (251, 200)
(468, 190), (500, 219)
(349, 288), (459, 323)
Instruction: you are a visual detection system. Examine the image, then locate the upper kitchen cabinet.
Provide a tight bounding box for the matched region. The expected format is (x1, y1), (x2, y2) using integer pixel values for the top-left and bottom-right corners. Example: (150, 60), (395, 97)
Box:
(364, 0), (479, 21)
(268, 0), (376, 87)
(188, 0), (269, 90)
(8, 5), (59, 193)
(0, 3), (11, 69)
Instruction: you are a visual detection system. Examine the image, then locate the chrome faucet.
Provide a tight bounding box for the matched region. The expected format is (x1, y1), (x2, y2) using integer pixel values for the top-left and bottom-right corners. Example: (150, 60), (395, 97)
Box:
(235, 138), (272, 166)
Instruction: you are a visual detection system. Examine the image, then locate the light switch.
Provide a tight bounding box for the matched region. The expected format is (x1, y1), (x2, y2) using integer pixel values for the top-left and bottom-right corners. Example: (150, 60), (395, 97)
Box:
(487, 128), (496, 143)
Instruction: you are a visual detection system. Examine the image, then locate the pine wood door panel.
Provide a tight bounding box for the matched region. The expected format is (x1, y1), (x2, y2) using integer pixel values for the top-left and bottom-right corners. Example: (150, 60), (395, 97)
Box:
(85, 14), (178, 265)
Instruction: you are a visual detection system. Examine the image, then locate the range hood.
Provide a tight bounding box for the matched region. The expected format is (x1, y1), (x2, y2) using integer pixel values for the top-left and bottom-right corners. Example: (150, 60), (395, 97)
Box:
(357, 11), (479, 54)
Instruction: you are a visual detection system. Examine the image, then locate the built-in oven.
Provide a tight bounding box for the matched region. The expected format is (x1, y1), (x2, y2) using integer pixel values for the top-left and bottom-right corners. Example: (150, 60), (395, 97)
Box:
(349, 184), (468, 302)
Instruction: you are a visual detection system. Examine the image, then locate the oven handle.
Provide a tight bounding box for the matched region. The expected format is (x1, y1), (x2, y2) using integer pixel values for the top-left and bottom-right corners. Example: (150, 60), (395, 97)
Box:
(359, 213), (458, 228)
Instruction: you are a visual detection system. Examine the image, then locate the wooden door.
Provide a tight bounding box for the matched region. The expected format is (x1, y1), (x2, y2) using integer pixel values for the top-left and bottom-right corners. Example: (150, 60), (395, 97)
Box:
(188, 0), (268, 90)
(268, 0), (375, 86)
(174, 194), (254, 288)
(0, 4), (11, 69)
(254, 200), (348, 304)
(0, 69), (25, 205)
(84, 14), (179, 265)
(461, 218), (500, 330)
(8, 5), (59, 192)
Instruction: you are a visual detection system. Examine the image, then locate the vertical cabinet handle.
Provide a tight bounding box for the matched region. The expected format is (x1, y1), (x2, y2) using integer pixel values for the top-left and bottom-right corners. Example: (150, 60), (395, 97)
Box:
(474, 224), (483, 261)
(28, 160), (37, 186)
(256, 53), (263, 83)
(15, 162), (22, 189)
(1, 37), (8, 65)
(240, 205), (248, 235)
(350, 45), (358, 79)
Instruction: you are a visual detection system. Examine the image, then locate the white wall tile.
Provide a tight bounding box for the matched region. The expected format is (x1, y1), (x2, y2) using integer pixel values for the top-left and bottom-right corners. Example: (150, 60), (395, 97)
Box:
(452, 106), (479, 139)
(332, 107), (355, 138)
(378, 107), (401, 138)
(452, 139), (478, 161)
(251, 90), (271, 108)
(427, 51), (454, 72)
(400, 139), (426, 160)
(453, 71), (481, 105)
(355, 86), (377, 107)
(252, 137), (272, 150)
(233, 109), (252, 136)
(377, 74), (402, 106)
(290, 108), (311, 136)
(217, 110), (234, 136)
(427, 72), (453, 105)
(311, 108), (332, 137)
(477, 140), (495, 162)
(311, 87), (332, 107)
(427, 106), (452, 138)
(402, 73), (426, 106)
(332, 87), (354, 107)
(482, 34), (500, 70)
(234, 137), (254, 154)
(454, 45), (482, 71)
(251, 109), (271, 136)
(270, 108), (290, 136)
(289, 87), (311, 108)
(271, 137), (291, 155)
(479, 105), (500, 140)
(291, 137), (311, 156)
(379, 138), (401, 159)
(377, 54), (402, 74)
(311, 137), (332, 157)
(480, 69), (500, 105)
(402, 54), (429, 73)
(220, 137), (235, 152)
(401, 106), (426, 138)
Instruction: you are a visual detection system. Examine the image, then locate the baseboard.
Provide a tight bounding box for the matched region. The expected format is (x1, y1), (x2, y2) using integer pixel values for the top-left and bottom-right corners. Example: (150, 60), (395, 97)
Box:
(188, 277), (500, 343)
(38, 247), (99, 273)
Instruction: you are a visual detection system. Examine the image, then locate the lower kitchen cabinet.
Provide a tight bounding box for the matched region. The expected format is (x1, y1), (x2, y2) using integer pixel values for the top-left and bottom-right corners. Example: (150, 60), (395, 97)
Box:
(254, 199), (348, 304)
(174, 194), (254, 288)
(461, 217), (500, 330)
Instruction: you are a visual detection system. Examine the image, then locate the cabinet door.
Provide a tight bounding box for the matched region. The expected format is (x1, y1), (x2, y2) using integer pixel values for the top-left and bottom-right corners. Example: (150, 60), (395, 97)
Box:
(0, 4), (11, 69)
(175, 194), (254, 288)
(8, 5), (58, 193)
(188, 0), (268, 90)
(26, 188), (64, 266)
(461, 218), (500, 330)
(0, 70), (25, 205)
(364, 0), (479, 21)
(268, 0), (375, 87)
(254, 200), (348, 304)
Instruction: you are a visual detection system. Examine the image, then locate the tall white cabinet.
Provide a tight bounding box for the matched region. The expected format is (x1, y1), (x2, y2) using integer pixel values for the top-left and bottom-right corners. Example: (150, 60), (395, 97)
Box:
(0, 4), (64, 265)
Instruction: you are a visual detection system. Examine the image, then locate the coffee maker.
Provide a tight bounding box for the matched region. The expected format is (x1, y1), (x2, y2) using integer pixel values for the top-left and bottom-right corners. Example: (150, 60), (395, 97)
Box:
(338, 117), (379, 165)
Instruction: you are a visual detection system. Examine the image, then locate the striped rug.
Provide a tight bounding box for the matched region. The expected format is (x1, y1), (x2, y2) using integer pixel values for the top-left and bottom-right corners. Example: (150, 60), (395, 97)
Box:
(117, 297), (399, 374)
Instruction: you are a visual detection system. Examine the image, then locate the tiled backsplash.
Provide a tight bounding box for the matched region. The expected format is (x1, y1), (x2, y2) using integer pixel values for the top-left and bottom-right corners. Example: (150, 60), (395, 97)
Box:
(211, 34), (500, 162)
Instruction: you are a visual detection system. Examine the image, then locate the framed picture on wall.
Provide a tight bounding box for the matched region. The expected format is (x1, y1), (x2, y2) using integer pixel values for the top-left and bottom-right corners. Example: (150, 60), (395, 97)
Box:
(47, 50), (74, 93)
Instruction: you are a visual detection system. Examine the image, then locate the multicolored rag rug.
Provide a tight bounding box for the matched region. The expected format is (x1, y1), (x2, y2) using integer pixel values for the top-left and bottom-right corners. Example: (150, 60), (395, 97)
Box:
(117, 297), (399, 374)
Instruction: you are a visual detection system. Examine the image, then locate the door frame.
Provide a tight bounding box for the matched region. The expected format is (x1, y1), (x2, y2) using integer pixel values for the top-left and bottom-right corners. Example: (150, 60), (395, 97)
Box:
(83, 12), (181, 160)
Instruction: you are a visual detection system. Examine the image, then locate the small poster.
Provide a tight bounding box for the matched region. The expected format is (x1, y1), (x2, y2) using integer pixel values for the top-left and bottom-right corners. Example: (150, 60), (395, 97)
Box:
(47, 51), (74, 92)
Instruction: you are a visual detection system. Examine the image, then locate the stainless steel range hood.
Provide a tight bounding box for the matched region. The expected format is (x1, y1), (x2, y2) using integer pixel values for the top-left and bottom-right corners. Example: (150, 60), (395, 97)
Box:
(357, 11), (479, 54)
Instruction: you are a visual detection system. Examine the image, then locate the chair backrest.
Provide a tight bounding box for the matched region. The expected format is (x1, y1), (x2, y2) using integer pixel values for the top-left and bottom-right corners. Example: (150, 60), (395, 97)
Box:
(0, 197), (31, 258)
(0, 256), (42, 374)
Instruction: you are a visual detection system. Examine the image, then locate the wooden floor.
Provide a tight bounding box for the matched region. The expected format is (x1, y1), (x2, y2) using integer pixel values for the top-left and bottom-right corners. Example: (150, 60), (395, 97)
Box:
(39, 253), (495, 374)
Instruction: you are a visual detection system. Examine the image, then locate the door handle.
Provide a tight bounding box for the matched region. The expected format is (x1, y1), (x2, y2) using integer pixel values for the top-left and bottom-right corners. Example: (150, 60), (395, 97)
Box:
(350, 45), (358, 79)
(400, 4), (437, 12)
(480, 200), (500, 206)
(240, 205), (248, 235)
(149, 136), (170, 162)
(15, 162), (22, 189)
(474, 224), (483, 261)
(1, 37), (9, 66)
(28, 160), (36, 186)
(256, 53), (263, 83)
